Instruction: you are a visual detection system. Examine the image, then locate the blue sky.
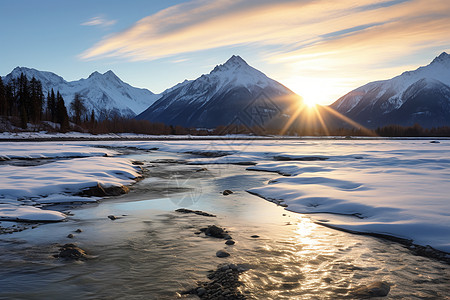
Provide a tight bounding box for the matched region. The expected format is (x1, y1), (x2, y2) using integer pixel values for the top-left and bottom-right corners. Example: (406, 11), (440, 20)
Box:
(1, 0), (449, 105)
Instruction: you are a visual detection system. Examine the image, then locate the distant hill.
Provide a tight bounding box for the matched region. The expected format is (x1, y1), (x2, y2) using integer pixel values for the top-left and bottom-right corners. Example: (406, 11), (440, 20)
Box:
(3, 67), (161, 119)
(330, 52), (450, 128)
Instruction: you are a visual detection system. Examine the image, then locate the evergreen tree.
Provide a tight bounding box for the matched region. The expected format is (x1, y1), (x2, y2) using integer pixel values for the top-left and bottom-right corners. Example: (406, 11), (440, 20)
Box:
(0, 76), (6, 116)
(46, 91), (50, 119)
(17, 73), (30, 128)
(5, 81), (16, 116)
(29, 77), (44, 122)
(70, 93), (87, 125)
(89, 109), (96, 130)
(47, 89), (56, 122)
(56, 91), (69, 131)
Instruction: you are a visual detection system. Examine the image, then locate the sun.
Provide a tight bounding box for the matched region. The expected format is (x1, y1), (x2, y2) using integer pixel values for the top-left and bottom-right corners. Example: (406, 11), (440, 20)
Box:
(302, 97), (318, 108)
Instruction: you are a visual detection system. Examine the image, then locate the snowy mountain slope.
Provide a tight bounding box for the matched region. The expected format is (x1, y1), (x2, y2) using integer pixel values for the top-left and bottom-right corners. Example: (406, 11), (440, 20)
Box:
(330, 52), (450, 128)
(3, 67), (161, 118)
(136, 55), (300, 129)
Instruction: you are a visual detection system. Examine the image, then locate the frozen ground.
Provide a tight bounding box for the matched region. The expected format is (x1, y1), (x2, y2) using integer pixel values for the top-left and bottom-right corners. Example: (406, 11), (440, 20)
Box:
(0, 138), (449, 253)
(0, 143), (141, 222)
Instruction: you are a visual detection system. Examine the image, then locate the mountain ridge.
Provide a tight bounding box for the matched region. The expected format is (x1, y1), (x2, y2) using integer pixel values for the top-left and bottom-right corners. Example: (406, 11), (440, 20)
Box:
(3, 67), (161, 119)
(330, 52), (450, 128)
(136, 55), (300, 129)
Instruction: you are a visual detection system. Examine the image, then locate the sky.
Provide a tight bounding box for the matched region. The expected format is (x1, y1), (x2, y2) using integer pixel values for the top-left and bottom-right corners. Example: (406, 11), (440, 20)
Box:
(1, 0), (449, 105)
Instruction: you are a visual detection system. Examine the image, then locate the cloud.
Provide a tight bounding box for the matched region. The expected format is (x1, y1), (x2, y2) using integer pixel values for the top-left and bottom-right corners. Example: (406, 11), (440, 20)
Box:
(81, 15), (117, 28)
(78, 0), (450, 103)
(80, 0), (450, 61)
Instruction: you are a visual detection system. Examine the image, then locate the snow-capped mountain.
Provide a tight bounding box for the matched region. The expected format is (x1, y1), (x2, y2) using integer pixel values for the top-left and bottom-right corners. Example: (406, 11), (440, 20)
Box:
(3, 67), (161, 118)
(330, 52), (450, 128)
(136, 55), (300, 129)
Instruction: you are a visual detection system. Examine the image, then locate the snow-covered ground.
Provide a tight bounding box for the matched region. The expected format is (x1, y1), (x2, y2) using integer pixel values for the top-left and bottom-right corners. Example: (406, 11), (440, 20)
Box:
(88, 139), (449, 252)
(0, 138), (449, 253)
(0, 143), (141, 222)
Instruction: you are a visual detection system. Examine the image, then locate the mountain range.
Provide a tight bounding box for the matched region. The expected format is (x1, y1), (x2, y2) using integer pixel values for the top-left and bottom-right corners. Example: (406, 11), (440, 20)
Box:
(330, 52), (450, 128)
(3, 52), (450, 129)
(3, 67), (160, 119)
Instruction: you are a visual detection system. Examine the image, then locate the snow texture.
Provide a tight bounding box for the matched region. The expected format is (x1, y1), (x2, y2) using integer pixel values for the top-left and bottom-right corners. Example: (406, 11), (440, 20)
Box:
(0, 138), (449, 252)
(84, 138), (449, 252)
(0, 143), (141, 222)
(333, 52), (450, 114)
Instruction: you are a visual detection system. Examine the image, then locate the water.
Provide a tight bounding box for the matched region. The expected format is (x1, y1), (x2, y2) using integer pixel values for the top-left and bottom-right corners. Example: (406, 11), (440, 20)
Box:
(0, 149), (449, 299)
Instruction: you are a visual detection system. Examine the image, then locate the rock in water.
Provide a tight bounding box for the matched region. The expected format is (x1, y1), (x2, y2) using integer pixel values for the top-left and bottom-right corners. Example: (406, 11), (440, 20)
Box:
(80, 183), (129, 197)
(200, 225), (228, 238)
(222, 189), (233, 195)
(108, 215), (117, 220)
(352, 281), (391, 298)
(216, 250), (230, 258)
(56, 243), (87, 260)
(182, 263), (248, 299)
(175, 208), (216, 217)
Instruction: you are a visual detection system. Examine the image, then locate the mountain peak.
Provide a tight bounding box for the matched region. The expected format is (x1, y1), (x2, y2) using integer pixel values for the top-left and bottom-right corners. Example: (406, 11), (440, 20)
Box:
(88, 71), (101, 79)
(225, 55), (247, 66)
(431, 52), (450, 65)
(211, 55), (250, 74)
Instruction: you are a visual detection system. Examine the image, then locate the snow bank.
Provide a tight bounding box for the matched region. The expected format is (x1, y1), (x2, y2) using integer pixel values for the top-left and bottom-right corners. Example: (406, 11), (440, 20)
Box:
(242, 141), (450, 252)
(0, 204), (66, 222)
(0, 156), (140, 199)
(0, 142), (117, 160)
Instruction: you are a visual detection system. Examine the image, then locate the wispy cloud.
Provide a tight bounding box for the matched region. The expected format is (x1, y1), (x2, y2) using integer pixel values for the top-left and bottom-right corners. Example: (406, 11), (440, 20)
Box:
(78, 0), (450, 103)
(80, 0), (449, 61)
(81, 15), (117, 28)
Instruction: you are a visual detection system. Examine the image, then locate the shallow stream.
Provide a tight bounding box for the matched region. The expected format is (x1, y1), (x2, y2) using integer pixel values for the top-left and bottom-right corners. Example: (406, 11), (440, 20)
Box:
(0, 149), (449, 299)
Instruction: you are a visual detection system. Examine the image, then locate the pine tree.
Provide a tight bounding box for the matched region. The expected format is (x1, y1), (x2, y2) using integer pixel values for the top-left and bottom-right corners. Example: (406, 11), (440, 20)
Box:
(5, 81), (16, 117)
(0, 76), (6, 116)
(70, 93), (87, 125)
(17, 73), (30, 129)
(56, 91), (69, 131)
(47, 89), (56, 122)
(29, 77), (44, 122)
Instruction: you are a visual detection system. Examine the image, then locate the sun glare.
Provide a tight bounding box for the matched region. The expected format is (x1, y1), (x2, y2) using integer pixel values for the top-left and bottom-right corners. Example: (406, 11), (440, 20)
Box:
(302, 97), (318, 108)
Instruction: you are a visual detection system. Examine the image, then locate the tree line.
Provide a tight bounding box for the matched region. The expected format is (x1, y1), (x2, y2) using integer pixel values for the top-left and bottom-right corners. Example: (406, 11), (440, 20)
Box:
(0, 73), (71, 131)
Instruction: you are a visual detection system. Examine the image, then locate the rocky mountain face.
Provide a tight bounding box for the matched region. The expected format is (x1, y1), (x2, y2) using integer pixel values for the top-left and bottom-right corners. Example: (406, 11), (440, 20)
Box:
(136, 55), (301, 130)
(3, 67), (161, 119)
(330, 52), (450, 128)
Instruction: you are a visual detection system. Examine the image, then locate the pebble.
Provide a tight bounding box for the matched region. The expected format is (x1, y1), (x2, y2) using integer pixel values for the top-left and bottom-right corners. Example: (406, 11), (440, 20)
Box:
(108, 215), (117, 220)
(251, 235), (260, 238)
(216, 250), (230, 258)
(225, 240), (235, 245)
(67, 234), (74, 238)
(75, 229), (82, 233)
(352, 281), (391, 298)
(222, 190), (233, 195)
(175, 208), (216, 217)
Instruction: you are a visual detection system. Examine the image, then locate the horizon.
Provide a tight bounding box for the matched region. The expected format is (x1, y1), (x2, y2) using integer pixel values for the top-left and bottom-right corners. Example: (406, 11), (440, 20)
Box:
(1, 0), (450, 105)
